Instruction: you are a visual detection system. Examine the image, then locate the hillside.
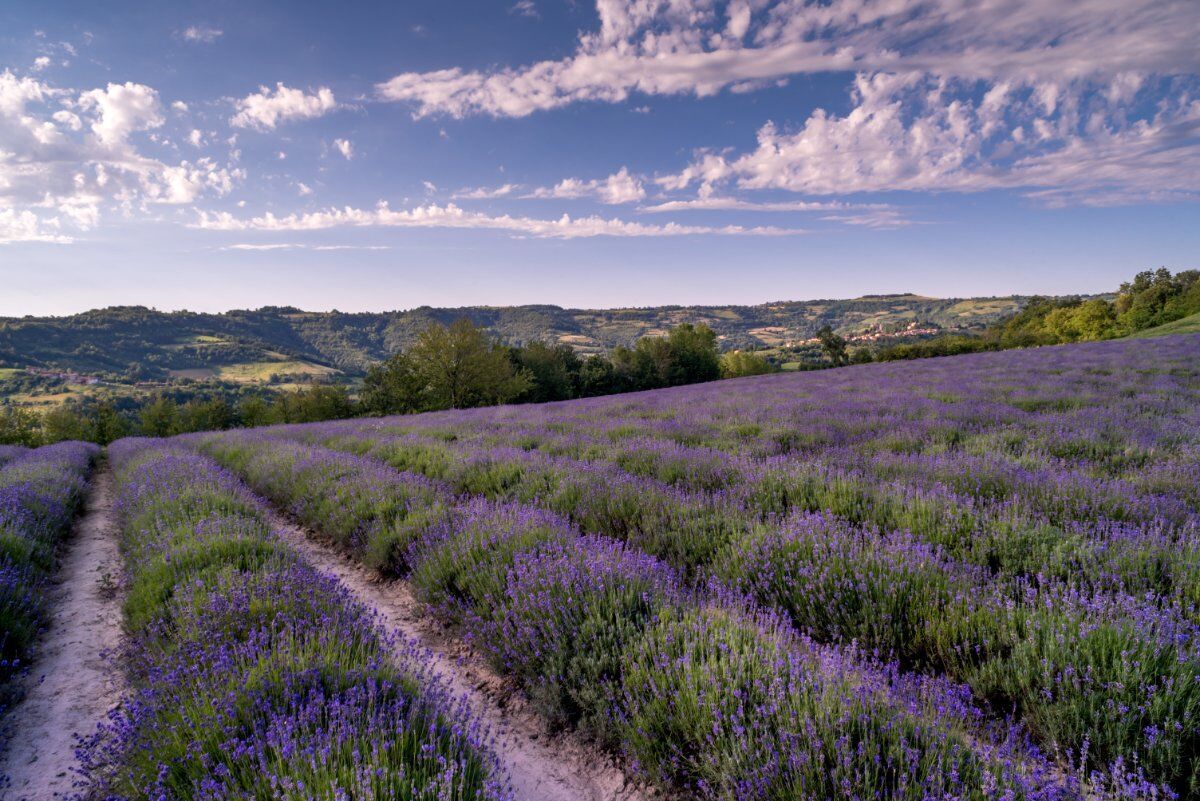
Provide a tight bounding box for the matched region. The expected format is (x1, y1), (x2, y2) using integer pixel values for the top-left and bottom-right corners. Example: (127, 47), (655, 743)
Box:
(0, 295), (1030, 379)
(1130, 311), (1200, 338)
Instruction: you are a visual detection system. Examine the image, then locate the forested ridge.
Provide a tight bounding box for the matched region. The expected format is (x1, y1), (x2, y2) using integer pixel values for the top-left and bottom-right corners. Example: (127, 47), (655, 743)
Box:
(0, 294), (1028, 377)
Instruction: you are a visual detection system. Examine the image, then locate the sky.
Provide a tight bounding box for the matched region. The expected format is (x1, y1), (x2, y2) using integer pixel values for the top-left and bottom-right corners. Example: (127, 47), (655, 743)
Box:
(0, 0), (1198, 316)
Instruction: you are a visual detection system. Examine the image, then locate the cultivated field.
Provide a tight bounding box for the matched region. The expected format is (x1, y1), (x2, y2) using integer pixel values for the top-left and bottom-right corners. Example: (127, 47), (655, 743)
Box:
(2, 333), (1198, 799)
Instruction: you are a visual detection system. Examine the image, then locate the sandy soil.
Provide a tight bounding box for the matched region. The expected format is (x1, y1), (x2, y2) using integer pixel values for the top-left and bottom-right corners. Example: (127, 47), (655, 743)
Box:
(264, 506), (653, 801)
(0, 466), (125, 801)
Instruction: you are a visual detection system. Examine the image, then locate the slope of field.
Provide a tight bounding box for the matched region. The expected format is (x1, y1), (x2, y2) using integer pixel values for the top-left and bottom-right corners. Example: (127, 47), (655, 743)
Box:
(1130, 311), (1200, 338)
(187, 332), (1200, 799)
(0, 295), (1034, 377)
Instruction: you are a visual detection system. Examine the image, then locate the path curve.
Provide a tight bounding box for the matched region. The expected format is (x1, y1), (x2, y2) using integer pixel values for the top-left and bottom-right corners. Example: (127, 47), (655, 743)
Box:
(0, 465), (125, 801)
(264, 505), (652, 801)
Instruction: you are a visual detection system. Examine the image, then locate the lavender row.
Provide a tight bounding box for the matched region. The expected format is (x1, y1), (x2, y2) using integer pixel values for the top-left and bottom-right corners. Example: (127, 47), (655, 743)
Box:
(275, 423), (1200, 796)
(0, 441), (97, 719)
(196, 431), (1074, 800)
(286, 422), (1199, 610)
(76, 439), (509, 800)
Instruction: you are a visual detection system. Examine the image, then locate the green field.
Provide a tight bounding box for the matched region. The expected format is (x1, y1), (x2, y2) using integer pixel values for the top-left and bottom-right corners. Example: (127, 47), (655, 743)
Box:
(1130, 312), (1200, 338)
(170, 359), (341, 383)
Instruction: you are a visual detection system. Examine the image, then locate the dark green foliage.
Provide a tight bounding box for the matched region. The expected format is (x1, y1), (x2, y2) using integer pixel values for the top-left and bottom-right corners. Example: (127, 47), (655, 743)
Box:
(0, 296), (1031, 376)
(509, 341), (582, 403)
(815, 324), (848, 366)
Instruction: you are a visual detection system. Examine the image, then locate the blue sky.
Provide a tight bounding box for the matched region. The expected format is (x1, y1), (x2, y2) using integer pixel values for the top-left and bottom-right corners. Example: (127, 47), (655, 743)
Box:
(0, 0), (1197, 316)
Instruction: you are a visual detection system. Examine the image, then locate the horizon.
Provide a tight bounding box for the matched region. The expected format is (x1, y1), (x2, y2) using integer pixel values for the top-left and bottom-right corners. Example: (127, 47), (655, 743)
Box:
(1, 1), (1198, 316)
(1, 288), (1094, 321)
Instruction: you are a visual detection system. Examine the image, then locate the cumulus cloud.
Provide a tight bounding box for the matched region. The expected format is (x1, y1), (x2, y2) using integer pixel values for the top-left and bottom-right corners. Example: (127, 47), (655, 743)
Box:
(378, 0), (1199, 119)
(0, 208), (72, 245)
(0, 70), (242, 243)
(182, 25), (223, 44)
(230, 83), (337, 130)
(78, 81), (164, 148)
(333, 138), (354, 159)
(656, 71), (1200, 205)
(193, 201), (801, 238)
(527, 167), (646, 203)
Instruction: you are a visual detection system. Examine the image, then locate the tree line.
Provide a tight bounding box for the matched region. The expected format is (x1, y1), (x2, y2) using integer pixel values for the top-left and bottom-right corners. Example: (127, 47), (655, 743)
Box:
(874, 268), (1200, 361)
(1, 322), (773, 445)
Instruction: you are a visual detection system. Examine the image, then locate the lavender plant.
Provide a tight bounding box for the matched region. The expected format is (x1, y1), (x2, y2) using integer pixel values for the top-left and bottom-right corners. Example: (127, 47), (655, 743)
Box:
(0, 441), (96, 714)
(78, 440), (509, 800)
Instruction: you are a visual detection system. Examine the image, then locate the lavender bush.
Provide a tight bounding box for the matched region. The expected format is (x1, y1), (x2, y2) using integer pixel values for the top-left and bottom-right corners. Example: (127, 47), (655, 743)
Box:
(78, 440), (509, 800)
(239, 333), (1200, 796)
(0, 441), (96, 715)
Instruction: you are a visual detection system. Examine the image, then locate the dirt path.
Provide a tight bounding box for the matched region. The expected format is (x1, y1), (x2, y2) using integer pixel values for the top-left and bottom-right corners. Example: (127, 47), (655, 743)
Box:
(0, 466), (124, 801)
(264, 506), (652, 801)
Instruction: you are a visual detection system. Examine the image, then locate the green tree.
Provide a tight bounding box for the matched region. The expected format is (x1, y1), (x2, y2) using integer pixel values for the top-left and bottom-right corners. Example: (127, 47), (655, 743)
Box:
(663, 323), (721, 385)
(139, 395), (180, 437)
(274, 384), (354, 423)
(179, 397), (234, 433)
(360, 353), (426, 415)
(90, 401), (127, 445)
(511, 341), (582, 402)
(815, 325), (849, 367)
(236, 395), (276, 428)
(0, 407), (42, 446)
(848, 346), (875, 364)
(410, 319), (531, 410)
(41, 404), (89, 443)
(720, 350), (775, 378)
(578, 355), (620, 397)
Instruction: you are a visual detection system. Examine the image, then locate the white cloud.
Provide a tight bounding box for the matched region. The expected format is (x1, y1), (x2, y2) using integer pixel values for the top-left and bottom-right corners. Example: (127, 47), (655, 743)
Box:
(51, 109), (82, 131)
(452, 183), (521, 199)
(193, 201), (801, 239)
(182, 25), (223, 44)
(0, 208), (72, 244)
(222, 242), (392, 251)
(641, 196), (885, 213)
(377, 0), (1199, 119)
(230, 83), (337, 130)
(171, 100), (189, 113)
(153, 159), (242, 204)
(509, 1), (538, 18)
(0, 71), (242, 240)
(528, 167), (645, 204)
(333, 138), (354, 159)
(31, 57), (51, 72)
(77, 81), (164, 148)
(297, 181), (314, 196)
(659, 72), (1200, 205)
(187, 129), (204, 147)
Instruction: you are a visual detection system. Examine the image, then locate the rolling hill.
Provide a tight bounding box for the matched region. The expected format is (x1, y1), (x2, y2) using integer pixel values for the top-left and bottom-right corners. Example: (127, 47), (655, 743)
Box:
(0, 295), (1032, 379)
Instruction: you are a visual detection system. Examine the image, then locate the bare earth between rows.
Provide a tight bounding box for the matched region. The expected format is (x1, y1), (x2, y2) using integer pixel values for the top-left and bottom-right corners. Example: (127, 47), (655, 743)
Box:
(260, 502), (653, 801)
(0, 466), (125, 801)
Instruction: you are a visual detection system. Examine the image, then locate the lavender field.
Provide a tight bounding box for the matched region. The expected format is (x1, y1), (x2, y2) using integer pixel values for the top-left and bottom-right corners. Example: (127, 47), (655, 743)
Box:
(167, 333), (1196, 799)
(4, 334), (1199, 800)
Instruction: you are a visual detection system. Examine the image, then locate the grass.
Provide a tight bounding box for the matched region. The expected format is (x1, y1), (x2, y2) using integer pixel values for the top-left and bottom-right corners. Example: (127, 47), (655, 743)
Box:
(168, 359), (340, 383)
(1130, 311), (1200, 338)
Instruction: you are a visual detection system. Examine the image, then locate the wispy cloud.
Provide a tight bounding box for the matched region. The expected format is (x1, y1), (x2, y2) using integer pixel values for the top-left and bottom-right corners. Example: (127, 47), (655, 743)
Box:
(509, 1), (538, 19)
(181, 25), (223, 44)
(194, 202), (803, 239)
(221, 243), (392, 251)
(377, 0), (1198, 119)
